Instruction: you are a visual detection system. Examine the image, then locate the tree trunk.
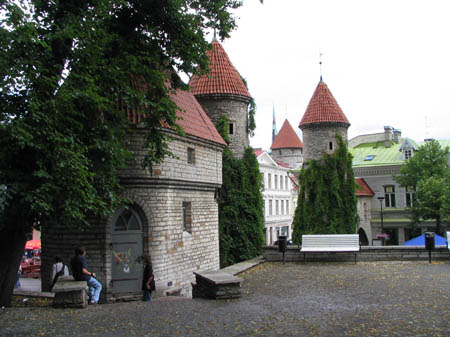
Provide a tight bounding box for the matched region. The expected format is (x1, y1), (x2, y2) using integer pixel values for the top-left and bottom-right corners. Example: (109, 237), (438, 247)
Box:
(0, 228), (27, 307)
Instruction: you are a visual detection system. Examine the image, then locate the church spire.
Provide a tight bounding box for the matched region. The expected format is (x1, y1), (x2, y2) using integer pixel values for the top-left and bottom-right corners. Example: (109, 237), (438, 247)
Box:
(272, 105), (277, 143)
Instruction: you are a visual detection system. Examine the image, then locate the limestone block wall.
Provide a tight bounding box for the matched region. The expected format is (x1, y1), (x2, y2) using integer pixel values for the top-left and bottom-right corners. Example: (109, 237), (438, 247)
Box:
(301, 124), (348, 162)
(195, 95), (250, 158)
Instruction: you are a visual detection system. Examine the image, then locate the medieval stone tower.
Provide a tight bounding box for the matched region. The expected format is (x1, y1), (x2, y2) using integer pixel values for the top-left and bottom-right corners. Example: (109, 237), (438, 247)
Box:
(189, 38), (252, 158)
(271, 118), (304, 169)
(299, 79), (350, 162)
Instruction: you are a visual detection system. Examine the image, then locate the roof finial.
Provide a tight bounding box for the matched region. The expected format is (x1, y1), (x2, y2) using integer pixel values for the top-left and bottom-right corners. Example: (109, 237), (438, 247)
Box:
(213, 29), (217, 42)
(319, 51), (323, 82)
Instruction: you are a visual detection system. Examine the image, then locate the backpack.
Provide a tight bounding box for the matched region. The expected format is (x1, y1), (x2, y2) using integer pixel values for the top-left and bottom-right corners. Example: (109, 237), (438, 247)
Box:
(51, 264), (66, 288)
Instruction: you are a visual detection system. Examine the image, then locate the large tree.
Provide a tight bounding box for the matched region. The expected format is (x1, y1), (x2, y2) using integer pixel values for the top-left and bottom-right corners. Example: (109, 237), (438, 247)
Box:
(394, 140), (450, 234)
(0, 0), (241, 306)
(292, 135), (358, 244)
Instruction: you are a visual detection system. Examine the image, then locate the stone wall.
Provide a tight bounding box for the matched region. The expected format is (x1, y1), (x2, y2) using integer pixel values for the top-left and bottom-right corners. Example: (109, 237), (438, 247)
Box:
(195, 94), (250, 158)
(263, 245), (449, 262)
(270, 148), (303, 169)
(301, 124), (348, 162)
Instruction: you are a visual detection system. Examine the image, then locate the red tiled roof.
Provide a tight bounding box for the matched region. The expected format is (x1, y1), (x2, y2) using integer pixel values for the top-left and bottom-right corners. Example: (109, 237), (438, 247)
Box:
(254, 149), (265, 157)
(189, 41), (251, 98)
(271, 119), (303, 149)
(274, 159), (292, 169)
(124, 88), (226, 146)
(355, 178), (374, 197)
(170, 89), (226, 146)
(299, 80), (350, 128)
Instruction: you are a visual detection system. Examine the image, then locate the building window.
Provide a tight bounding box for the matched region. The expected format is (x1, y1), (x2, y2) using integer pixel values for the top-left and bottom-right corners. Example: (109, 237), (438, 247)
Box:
(228, 122), (235, 135)
(274, 175), (278, 189)
(329, 142), (333, 150)
(405, 187), (414, 207)
(281, 200), (284, 214)
(276, 200), (279, 215)
(286, 200), (289, 215)
(285, 176), (288, 190)
(268, 174), (272, 189)
(187, 147), (195, 164)
(263, 199), (266, 217)
(364, 155), (375, 161)
(114, 208), (142, 231)
(404, 149), (412, 160)
(183, 201), (192, 233)
(384, 185), (396, 207)
(280, 175), (283, 190)
(269, 200), (273, 216)
(279, 150), (282, 155)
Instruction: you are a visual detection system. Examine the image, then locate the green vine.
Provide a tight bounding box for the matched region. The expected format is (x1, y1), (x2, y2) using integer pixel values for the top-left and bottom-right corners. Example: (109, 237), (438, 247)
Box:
(292, 135), (358, 244)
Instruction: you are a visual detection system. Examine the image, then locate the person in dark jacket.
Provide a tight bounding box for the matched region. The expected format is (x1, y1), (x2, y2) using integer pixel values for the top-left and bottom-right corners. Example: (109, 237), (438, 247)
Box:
(142, 253), (155, 302)
(71, 247), (102, 304)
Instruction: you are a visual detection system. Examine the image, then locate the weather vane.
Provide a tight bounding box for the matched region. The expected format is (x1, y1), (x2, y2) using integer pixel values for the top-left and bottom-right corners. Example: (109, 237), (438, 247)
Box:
(319, 51), (323, 81)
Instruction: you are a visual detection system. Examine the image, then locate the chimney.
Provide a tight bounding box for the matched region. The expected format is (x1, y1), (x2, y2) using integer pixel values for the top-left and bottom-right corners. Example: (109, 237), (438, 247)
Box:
(393, 129), (401, 143)
(384, 126), (393, 147)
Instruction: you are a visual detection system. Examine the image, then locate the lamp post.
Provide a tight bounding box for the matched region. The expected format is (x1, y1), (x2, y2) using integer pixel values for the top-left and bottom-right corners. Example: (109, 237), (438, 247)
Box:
(377, 196), (385, 246)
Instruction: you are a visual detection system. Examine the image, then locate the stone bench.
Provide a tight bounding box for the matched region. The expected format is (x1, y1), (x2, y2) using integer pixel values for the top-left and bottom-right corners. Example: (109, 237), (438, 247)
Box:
(192, 270), (243, 299)
(300, 234), (360, 264)
(52, 275), (88, 308)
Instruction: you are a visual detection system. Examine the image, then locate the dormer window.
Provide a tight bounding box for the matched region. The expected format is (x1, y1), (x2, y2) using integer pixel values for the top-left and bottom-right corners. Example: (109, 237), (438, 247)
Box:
(404, 149), (412, 160)
(364, 155), (375, 161)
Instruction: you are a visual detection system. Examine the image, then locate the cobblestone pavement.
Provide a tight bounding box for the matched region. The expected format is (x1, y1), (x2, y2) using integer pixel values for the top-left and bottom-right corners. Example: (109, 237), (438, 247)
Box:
(1, 261), (449, 337)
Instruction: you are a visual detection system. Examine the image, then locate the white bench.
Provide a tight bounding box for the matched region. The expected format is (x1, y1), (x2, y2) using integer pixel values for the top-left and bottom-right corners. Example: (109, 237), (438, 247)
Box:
(300, 234), (360, 263)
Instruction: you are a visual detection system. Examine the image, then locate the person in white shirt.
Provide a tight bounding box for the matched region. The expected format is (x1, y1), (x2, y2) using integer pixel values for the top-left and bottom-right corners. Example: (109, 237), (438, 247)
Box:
(50, 256), (69, 289)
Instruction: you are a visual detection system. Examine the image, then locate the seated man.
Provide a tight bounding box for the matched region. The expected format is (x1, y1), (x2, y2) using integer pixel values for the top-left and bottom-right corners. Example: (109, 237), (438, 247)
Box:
(70, 247), (102, 304)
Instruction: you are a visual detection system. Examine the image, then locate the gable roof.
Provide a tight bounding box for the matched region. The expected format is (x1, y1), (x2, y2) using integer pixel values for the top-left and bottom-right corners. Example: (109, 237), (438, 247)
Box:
(189, 40), (251, 98)
(271, 119), (303, 149)
(299, 80), (350, 129)
(355, 178), (375, 196)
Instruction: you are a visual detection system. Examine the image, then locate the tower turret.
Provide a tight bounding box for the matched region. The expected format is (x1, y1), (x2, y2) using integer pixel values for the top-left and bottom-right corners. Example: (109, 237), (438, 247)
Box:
(271, 119), (303, 168)
(189, 40), (252, 158)
(299, 79), (350, 162)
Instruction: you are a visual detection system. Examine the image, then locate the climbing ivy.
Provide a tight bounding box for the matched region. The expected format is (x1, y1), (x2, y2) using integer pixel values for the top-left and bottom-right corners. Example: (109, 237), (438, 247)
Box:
(216, 119), (264, 267)
(292, 135), (358, 244)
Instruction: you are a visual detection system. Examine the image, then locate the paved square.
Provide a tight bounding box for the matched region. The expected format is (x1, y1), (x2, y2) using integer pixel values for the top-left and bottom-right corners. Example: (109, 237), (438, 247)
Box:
(2, 261), (449, 336)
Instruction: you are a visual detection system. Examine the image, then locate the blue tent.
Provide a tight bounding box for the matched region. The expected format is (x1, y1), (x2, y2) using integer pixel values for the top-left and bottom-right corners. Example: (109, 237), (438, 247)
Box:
(403, 233), (447, 246)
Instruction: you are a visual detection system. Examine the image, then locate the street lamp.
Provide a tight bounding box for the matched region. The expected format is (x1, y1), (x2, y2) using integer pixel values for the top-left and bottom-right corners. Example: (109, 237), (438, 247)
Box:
(377, 196), (385, 246)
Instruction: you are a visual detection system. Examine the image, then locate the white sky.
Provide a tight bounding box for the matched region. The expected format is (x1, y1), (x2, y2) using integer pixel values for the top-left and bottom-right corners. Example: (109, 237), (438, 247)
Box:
(217, 0), (450, 151)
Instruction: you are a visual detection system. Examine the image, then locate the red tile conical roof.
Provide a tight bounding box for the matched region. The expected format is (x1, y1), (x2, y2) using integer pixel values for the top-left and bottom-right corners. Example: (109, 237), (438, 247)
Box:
(271, 119), (303, 149)
(189, 40), (251, 98)
(299, 80), (350, 129)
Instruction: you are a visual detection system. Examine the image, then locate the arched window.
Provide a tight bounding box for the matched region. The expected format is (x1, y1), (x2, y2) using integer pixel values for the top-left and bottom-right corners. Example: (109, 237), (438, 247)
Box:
(114, 208), (142, 231)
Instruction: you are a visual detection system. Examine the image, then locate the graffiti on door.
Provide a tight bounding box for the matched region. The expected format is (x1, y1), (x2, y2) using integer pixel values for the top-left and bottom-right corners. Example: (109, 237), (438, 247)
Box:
(113, 248), (140, 273)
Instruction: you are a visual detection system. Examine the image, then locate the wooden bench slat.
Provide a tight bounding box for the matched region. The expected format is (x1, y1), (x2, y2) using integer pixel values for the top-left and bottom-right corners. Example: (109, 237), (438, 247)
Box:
(300, 234), (360, 263)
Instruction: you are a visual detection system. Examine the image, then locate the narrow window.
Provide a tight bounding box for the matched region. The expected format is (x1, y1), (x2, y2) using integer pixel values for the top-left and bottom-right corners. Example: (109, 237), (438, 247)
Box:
(229, 122), (234, 135)
(261, 172), (265, 190)
(183, 201), (192, 233)
(274, 174), (278, 189)
(269, 200), (273, 215)
(280, 175), (283, 190)
(276, 200), (279, 215)
(384, 186), (396, 207)
(405, 187), (414, 207)
(268, 173), (272, 189)
(286, 200), (289, 215)
(329, 142), (333, 150)
(285, 176), (288, 190)
(281, 200), (284, 215)
(279, 150), (282, 155)
(187, 147), (195, 164)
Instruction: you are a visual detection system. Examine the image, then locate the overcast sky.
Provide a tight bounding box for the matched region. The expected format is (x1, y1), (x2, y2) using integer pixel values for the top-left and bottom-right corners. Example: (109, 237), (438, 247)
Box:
(216, 0), (450, 151)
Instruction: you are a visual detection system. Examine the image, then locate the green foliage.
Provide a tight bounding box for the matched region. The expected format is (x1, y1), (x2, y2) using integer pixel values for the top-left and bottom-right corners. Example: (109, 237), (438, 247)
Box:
(394, 140), (450, 233)
(218, 146), (265, 267)
(292, 135), (358, 244)
(0, 0), (241, 233)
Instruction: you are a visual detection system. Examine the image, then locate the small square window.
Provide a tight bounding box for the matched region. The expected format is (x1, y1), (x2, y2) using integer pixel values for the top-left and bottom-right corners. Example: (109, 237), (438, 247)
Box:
(187, 147), (195, 164)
